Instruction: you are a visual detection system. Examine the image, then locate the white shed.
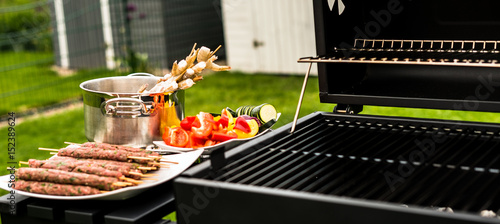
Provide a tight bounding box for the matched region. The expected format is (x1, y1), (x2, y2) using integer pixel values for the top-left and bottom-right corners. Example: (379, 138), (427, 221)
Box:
(222, 0), (318, 75)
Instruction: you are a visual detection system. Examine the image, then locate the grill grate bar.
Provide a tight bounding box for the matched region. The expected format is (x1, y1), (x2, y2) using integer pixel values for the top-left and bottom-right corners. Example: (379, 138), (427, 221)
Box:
(452, 172), (498, 211)
(257, 123), (359, 187)
(297, 125), (411, 194)
(226, 126), (337, 184)
(344, 131), (426, 199)
(387, 133), (479, 205)
(377, 130), (469, 202)
(212, 118), (329, 181)
(282, 123), (392, 191)
(206, 114), (500, 215)
(273, 156), (334, 189)
(477, 174), (500, 211)
(286, 157), (340, 191)
(239, 120), (367, 185)
(298, 39), (500, 67)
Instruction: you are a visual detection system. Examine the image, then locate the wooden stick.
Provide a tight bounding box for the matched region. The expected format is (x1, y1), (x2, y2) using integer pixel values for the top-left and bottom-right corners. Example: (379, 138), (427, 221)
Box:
(19, 161), (29, 165)
(100, 191), (109, 194)
(209, 45), (222, 58)
(128, 156), (154, 161)
(141, 178), (158, 181)
(139, 173), (158, 177)
(149, 162), (170, 166)
(113, 182), (133, 187)
(50, 152), (58, 155)
(160, 160), (179, 164)
(138, 167), (156, 171)
(39, 147), (60, 152)
(119, 177), (143, 185)
(64, 142), (81, 145)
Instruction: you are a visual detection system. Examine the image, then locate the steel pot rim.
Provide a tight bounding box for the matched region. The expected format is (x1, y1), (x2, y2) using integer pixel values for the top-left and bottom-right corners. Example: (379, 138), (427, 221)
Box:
(79, 76), (165, 97)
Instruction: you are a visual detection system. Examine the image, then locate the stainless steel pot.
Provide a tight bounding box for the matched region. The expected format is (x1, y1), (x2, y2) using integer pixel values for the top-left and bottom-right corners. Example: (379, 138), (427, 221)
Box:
(80, 73), (184, 147)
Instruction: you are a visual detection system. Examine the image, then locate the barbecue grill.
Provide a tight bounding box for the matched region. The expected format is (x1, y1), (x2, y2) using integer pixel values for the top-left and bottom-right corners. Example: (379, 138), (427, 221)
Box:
(174, 0), (500, 223)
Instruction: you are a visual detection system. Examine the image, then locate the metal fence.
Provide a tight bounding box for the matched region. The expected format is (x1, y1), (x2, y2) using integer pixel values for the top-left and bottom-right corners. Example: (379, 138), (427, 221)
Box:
(0, 0), (225, 115)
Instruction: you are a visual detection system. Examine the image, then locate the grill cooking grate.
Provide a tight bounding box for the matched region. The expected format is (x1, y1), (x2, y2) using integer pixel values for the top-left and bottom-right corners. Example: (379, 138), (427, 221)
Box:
(205, 114), (500, 214)
(299, 39), (500, 67)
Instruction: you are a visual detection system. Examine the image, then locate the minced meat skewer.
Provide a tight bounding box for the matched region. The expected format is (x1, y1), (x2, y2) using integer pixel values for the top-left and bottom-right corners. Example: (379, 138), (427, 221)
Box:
(17, 168), (131, 191)
(30, 157), (146, 179)
(49, 156), (160, 172)
(14, 180), (101, 196)
(79, 142), (159, 155)
(48, 156), (143, 169)
(57, 147), (159, 164)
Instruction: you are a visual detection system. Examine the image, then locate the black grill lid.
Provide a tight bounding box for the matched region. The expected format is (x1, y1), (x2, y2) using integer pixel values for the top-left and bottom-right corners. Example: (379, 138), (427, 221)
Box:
(305, 0), (500, 113)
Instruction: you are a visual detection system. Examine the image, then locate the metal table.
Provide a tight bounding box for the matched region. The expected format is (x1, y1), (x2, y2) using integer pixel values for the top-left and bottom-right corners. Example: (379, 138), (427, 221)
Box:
(0, 180), (177, 224)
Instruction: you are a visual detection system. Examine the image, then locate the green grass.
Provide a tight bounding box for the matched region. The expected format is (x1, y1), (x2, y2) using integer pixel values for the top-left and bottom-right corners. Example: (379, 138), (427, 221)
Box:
(1, 70), (500, 222)
(3, 70), (499, 179)
(0, 51), (122, 114)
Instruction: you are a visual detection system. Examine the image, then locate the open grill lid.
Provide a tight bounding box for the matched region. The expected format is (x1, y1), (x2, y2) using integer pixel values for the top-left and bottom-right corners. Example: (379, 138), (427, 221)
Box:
(302, 0), (500, 113)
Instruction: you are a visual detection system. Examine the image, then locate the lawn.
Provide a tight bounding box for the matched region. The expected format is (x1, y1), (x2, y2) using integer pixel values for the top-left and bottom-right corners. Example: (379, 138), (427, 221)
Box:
(0, 51), (121, 114)
(1, 70), (500, 222)
(2, 70), (500, 179)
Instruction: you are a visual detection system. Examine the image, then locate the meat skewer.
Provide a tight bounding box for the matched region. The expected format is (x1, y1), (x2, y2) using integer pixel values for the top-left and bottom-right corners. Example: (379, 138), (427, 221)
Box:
(48, 155), (164, 170)
(14, 180), (101, 196)
(17, 167), (132, 191)
(41, 147), (174, 165)
(46, 147), (159, 164)
(23, 157), (156, 180)
(65, 142), (158, 155)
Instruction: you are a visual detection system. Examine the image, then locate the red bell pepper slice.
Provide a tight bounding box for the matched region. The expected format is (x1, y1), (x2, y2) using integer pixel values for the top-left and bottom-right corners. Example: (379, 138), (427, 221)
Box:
(211, 131), (238, 142)
(191, 112), (214, 139)
(217, 114), (229, 128)
(163, 127), (189, 147)
(188, 132), (206, 149)
(180, 116), (197, 131)
(234, 116), (251, 133)
(204, 139), (218, 147)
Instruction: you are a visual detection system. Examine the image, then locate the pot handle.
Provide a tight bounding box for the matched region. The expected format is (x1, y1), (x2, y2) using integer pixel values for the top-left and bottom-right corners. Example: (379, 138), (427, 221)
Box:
(128, 73), (155, 77)
(102, 98), (151, 117)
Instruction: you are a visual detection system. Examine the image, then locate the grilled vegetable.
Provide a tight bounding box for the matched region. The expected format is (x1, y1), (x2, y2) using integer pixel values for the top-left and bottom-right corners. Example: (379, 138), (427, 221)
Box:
(236, 103), (277, 124)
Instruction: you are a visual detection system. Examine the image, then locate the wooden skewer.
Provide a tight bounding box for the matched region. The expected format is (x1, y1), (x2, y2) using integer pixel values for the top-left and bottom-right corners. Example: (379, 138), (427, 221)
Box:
(128, 171), (143, 176)
(141, 178), (158, 181)
(128, 171), (160, 177)
(209, 45), (222, 58)
(50, 152), (58, 155)
(160, 160), (178, 164)
(141, 173), (158, 177)
(119, 177), (143, 185)
(39, 147), (60, 152)
(19, 161), (29, 165)
(100, 191), (109, 193)
(149, 162), (170, 166)
(138, 167), (156, 171)
(113, 182), (133, 187)
(64, 141), (81, 145)
(128, 156), (154, 161)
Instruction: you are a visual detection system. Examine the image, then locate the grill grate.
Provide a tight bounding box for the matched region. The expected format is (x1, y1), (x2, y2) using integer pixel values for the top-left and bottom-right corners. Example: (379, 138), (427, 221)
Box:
(298, 39), (500, 67)
(205, 114), (500, 214)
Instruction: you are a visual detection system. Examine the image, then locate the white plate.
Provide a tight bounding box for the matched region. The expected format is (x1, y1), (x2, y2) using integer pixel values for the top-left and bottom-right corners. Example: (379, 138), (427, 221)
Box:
(152, 128), (272, 154)
(0, 149), (203, 200)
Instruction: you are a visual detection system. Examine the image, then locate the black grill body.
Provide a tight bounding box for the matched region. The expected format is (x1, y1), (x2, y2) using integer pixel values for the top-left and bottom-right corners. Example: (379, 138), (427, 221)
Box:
(174, 0), (500, 223)
(175, 113), (500, 224)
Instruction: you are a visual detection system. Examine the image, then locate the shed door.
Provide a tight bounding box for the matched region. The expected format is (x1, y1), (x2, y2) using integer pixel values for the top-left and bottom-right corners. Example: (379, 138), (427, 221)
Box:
(222, 0), (318, 75)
